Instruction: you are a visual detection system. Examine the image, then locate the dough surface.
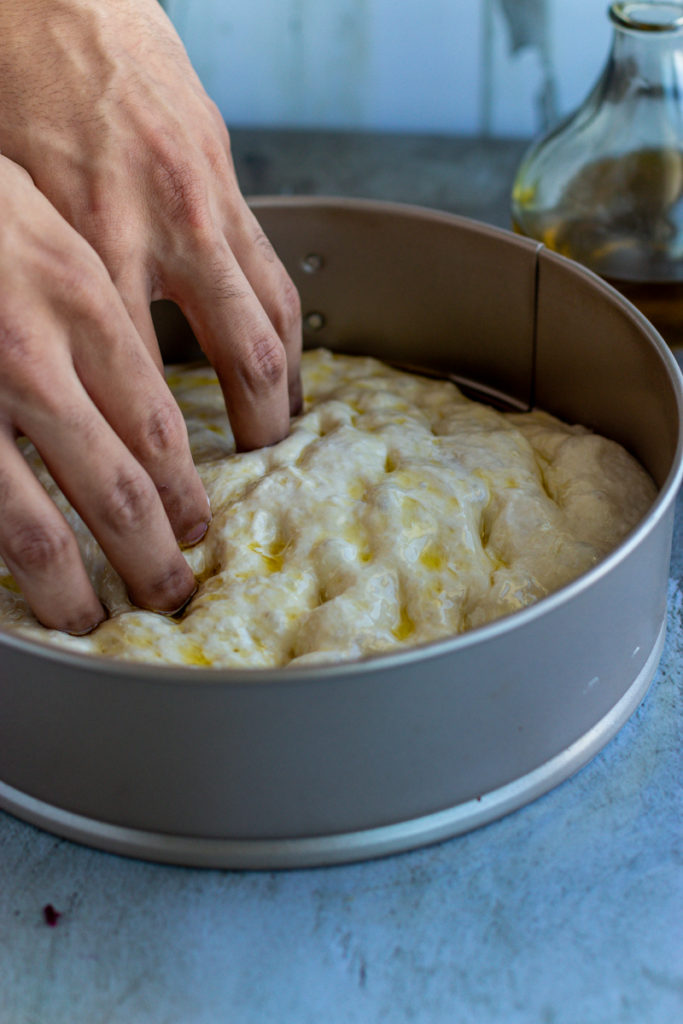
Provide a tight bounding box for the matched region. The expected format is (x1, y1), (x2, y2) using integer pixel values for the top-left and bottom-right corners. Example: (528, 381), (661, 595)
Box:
(0, 349), (656, 667)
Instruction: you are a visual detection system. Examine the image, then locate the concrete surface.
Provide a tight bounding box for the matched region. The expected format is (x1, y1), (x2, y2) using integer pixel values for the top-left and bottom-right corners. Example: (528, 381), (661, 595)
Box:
(1, 130), (681, 1024)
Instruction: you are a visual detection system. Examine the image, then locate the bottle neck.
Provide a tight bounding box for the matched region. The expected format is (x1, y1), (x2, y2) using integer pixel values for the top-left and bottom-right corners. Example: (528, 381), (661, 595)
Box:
(602, 6), (683, 102)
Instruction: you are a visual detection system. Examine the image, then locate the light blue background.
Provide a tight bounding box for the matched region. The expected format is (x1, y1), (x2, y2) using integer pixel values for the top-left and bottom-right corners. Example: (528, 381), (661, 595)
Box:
(163, 0), (614, 137)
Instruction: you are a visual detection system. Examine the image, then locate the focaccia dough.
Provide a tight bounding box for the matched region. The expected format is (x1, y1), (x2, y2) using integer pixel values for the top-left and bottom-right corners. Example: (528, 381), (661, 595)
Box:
(0, 349), (656, 667)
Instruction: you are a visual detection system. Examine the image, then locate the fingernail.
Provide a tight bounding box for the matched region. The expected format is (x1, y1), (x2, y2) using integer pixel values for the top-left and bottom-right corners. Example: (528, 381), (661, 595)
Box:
(65, 604), (109, 636)
(128, 581), (198, 619)
(157, 582), (198, 619)
(180, 518), (211, 548)
(169, 583), (198, 619)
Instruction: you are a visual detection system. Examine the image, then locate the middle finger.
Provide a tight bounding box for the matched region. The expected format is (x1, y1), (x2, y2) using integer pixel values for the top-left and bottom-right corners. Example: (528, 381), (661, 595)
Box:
(70, 310), (212, 548)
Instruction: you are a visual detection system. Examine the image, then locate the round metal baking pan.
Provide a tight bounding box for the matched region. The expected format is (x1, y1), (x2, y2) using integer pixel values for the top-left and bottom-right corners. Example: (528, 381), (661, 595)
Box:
(1, 197), (681, 868)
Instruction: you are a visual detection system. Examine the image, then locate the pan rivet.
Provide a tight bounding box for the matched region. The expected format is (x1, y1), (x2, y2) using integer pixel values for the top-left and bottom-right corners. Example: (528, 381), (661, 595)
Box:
(304, 311), (325, 331)
(301, 253), (324, 273)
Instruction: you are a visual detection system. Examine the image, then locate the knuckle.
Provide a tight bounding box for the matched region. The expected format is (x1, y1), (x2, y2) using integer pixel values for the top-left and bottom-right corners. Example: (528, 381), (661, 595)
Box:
(55, 253), (111, 320)
(199, 99), (233, 166)
(0, 322), (37, 373)
(0, 325), (60, 409)
(152, 152), (209, 230)
(253, 230), (277, 264)
(6, 520), (74, 575)
(242, 335), (288, 393)
(82, 219), (139, 282)
(209, 98), (231, 145)
(203, 120), (233, 174)
(103, 469), (158, 534)
(272, 272), (302, 340)
(136, 400), (187, 460)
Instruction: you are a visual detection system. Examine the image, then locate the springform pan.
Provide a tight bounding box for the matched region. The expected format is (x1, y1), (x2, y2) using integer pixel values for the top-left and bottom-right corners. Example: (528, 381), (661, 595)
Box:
(0, 197), (681, 868)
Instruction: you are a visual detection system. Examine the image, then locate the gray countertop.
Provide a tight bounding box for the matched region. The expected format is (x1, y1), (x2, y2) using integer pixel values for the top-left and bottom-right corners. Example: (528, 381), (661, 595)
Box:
(1, 129), (681, 1024)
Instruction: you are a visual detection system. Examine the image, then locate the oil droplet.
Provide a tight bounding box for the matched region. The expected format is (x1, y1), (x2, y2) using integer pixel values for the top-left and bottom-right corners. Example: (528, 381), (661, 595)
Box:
(392, 607), (415, 642)
(419, 544), (444, 571)
(248, 540), (286, 573)
(180, 642), (213, 667)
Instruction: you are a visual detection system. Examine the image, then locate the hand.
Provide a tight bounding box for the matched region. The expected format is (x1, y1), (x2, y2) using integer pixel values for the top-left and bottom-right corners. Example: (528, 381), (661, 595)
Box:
(0, 156), (210, 633)
(0, 0), (302, 452)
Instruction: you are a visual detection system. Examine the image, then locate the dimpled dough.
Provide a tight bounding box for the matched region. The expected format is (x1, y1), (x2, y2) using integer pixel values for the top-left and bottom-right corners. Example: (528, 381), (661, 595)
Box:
(0, 349), (656, 667)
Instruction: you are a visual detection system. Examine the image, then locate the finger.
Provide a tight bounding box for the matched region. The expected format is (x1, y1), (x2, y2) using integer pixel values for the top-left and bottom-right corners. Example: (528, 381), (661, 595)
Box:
(225, 205), (303, 415)
(0, 425), (106, 634)
(166, 240), (292, 451)
(70, 283), (212, 547)
(16, 375), (197, 615)
(208, 124), (302, 414)
(119, 285), (165, 373)
(108, 262), (165, 372)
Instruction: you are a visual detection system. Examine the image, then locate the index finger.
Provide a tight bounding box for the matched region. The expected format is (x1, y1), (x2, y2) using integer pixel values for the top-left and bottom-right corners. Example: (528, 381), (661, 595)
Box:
(225, 205), (303, 416)
(166, 238), (293, 452)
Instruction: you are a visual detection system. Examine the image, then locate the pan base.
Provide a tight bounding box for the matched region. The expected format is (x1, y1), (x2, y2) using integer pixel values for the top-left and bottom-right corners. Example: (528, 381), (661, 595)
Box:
(0, 621), (665, 869)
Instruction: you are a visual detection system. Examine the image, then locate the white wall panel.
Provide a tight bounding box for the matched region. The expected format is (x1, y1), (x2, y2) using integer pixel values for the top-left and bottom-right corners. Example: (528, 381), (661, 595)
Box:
(164, 0), (614, 137)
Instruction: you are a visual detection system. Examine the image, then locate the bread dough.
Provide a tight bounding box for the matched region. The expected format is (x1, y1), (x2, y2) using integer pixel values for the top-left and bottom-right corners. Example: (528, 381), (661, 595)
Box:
(0, 349), (657, 667)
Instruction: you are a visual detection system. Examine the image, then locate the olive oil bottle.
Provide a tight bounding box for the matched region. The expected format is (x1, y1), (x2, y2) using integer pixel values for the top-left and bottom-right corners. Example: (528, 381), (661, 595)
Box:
(512, 3), (683, 348)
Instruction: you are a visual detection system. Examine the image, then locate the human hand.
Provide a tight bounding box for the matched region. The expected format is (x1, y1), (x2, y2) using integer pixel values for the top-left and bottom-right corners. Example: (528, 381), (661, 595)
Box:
(0, 156), (210, 633)
(0, 0), (302, 452)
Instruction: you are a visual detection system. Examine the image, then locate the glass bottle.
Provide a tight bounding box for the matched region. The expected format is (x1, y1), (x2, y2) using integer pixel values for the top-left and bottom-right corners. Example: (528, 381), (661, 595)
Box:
(511, 2), (683, 348)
